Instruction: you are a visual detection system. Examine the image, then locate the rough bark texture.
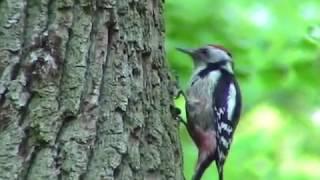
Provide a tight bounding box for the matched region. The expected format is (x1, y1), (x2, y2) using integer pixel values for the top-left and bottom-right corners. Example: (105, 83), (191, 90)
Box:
(0, 0), (184, 179)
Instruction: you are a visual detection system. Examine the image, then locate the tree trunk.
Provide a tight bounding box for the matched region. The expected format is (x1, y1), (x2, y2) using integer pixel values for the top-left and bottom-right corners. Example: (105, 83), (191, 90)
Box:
(0, 0), (184, 179)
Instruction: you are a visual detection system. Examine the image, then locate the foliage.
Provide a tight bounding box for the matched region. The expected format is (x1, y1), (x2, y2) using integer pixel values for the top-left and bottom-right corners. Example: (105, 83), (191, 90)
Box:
(166, 0), (320, 179)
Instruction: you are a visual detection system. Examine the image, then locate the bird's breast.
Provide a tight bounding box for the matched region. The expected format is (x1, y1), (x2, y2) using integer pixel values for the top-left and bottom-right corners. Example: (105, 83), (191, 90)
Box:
(186, 71), (221, 128)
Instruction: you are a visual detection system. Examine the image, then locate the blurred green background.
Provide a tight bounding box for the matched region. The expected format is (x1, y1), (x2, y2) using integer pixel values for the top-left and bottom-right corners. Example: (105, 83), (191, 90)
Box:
(165, 0), (320, 179)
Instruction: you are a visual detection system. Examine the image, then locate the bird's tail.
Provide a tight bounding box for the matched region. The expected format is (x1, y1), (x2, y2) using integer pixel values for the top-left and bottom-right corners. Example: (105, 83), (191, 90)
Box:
(215, 161), (224, 180)
(192, 155), (215, 180)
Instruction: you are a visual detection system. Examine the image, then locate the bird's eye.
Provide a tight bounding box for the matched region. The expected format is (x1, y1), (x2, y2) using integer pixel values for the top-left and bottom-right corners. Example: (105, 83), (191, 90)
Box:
(200, 48), (208, 56)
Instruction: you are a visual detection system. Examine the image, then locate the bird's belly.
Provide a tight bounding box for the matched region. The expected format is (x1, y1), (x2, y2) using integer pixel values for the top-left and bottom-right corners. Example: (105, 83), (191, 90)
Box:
(186, 88), (214, 130)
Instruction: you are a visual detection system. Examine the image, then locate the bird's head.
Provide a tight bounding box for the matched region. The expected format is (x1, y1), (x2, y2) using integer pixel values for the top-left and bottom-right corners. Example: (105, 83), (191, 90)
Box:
(177, 44), (232, 66)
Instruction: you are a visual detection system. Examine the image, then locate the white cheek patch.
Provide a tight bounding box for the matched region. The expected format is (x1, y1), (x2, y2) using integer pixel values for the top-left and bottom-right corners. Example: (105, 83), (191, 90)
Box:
(208, 48), (231, 62)
(222, 63), (234, 74)
(227, 83), (236, 121)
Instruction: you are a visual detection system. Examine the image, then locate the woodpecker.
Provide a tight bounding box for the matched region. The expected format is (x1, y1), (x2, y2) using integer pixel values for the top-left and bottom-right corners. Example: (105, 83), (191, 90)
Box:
(176, 44), (242, 180)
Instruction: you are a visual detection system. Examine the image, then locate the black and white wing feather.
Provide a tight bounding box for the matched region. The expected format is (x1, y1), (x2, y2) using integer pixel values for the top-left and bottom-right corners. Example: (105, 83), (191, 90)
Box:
(213, 70), (242, 180)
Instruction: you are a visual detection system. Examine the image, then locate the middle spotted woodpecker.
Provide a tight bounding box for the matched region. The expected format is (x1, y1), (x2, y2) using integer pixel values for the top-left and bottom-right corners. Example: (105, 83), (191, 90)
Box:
(176, 44), (242, 180)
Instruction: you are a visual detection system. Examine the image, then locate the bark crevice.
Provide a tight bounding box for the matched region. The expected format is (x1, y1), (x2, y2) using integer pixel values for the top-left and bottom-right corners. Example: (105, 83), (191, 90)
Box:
(0, 0), (184, 179)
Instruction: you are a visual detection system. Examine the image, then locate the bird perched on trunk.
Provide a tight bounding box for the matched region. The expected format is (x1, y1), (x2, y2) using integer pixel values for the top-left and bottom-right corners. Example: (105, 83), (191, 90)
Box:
(176, 44), (242, 180)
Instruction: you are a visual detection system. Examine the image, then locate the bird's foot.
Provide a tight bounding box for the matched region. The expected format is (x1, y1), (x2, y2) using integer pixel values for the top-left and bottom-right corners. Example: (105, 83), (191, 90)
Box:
(170, 105), (187, 127)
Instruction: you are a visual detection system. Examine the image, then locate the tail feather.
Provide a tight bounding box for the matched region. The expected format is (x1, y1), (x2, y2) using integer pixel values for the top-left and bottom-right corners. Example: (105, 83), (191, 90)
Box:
(215, 161), (224, 180)
(192, 155), (215, 180)
(218, 169), (224, 180)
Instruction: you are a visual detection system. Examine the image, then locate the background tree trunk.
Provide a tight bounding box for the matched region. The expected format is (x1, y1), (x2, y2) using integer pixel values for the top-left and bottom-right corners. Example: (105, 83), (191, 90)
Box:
(0, 0), (184, 179)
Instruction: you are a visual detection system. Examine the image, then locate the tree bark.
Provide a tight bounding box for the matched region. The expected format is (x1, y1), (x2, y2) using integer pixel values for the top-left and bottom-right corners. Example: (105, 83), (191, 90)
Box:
(0, 0), (184, 179)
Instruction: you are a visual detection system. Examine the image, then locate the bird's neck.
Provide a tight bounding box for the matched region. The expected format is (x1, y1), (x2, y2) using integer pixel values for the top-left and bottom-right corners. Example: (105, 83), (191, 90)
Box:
(195, 61), (233, 78)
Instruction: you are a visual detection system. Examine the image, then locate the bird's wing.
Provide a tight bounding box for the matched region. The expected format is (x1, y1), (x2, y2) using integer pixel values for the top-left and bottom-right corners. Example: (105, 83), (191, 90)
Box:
(212, 71), (241, 179)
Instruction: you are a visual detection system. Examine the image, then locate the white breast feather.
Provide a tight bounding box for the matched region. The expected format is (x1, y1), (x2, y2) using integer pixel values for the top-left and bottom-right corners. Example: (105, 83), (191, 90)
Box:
(206, 71), (221, 95)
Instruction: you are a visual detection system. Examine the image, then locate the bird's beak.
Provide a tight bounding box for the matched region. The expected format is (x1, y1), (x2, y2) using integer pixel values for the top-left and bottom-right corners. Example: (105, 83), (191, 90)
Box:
(176, 47), (195, 56)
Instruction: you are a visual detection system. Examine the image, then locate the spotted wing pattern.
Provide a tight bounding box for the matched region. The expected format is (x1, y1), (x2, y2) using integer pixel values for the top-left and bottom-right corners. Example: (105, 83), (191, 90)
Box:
(213, 70), (242, 180)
